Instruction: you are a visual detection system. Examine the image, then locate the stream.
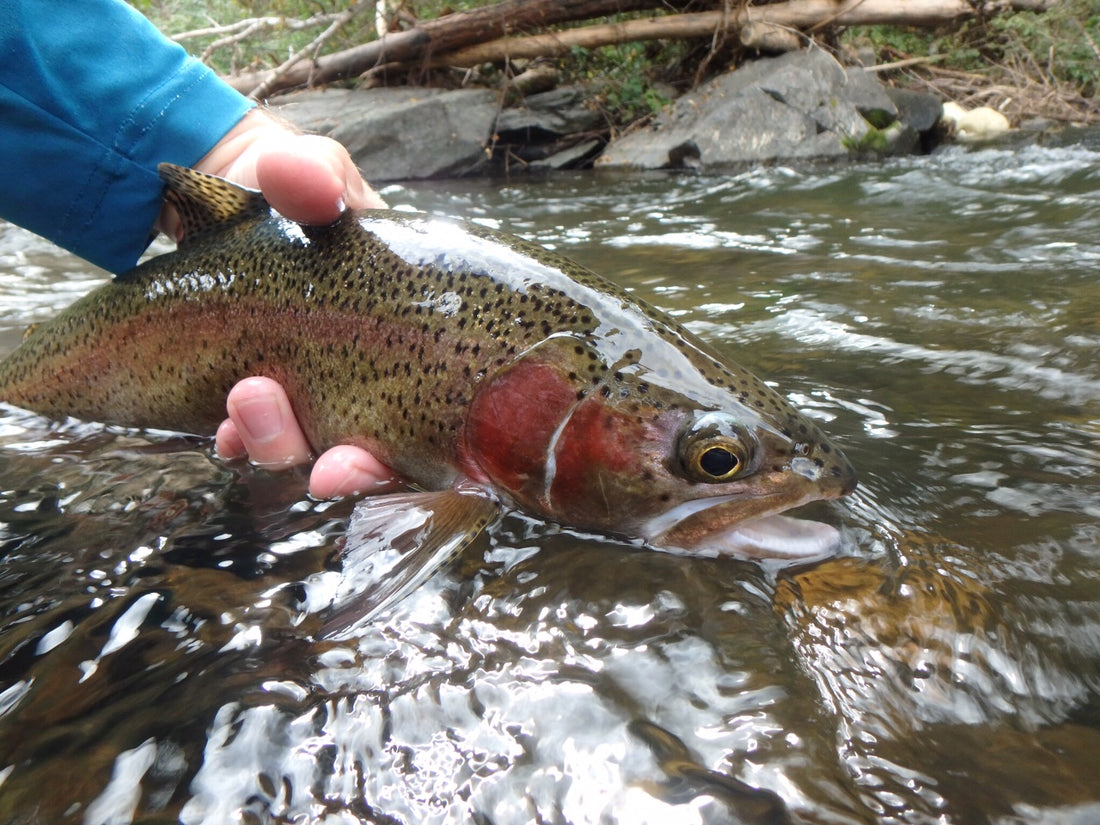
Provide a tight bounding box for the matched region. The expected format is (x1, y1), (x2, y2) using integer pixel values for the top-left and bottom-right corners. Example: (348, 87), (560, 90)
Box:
(1, 131), (1099, 824)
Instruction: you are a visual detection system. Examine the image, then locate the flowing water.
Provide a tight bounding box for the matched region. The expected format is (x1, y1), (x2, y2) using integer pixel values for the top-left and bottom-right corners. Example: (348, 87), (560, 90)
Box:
(1, 132), (1099, 825)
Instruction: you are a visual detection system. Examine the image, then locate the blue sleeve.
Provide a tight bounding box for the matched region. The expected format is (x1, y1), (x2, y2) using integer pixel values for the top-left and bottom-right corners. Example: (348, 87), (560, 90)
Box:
(0, 0), (254, 274)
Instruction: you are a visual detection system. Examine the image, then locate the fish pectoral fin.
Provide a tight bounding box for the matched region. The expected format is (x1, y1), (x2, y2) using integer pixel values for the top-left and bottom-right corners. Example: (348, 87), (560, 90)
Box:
(155, 164), (271, 245)
(321, 487), (500, 637)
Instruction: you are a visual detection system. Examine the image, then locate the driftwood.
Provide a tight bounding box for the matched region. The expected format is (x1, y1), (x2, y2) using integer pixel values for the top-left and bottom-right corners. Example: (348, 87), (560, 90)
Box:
(740, 22), (803, 54)
(224, 0), (1055, 100)
(430, 0), (1045, 69)
(909, 57), (1100, 123)
(228, 0), (684, 97)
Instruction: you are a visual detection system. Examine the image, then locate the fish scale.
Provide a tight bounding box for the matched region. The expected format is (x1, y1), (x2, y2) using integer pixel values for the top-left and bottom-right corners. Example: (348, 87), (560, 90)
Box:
(0, 165), (856, 618)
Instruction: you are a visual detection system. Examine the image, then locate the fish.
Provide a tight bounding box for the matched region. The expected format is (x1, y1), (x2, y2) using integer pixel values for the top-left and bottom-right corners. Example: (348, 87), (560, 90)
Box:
(0, 164), (857, 622)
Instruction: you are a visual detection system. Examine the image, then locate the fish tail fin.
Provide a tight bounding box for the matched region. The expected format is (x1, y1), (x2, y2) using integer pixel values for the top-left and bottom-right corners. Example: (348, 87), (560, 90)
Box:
(157, 163), (270, 243)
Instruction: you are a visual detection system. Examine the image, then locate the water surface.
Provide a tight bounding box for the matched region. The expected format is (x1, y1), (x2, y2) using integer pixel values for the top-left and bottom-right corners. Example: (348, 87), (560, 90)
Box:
(1, 134), (1099, 824)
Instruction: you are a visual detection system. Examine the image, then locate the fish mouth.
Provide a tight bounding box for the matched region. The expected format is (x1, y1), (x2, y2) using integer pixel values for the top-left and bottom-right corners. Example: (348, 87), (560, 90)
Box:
(640, 493), (843, 562)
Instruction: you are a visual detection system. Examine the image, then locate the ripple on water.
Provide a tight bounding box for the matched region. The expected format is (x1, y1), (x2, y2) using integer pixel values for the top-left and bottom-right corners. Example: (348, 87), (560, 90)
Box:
(3, 138), (1100, 823)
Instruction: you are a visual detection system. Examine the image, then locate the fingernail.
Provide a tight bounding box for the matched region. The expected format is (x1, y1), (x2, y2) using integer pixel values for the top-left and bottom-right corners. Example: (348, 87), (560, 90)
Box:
(235, 393), (285, 444)
(343, 173), (385, 210)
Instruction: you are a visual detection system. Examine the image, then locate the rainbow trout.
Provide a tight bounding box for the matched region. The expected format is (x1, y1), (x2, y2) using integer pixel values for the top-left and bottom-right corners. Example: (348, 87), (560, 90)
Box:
(0, 165), (856, 619)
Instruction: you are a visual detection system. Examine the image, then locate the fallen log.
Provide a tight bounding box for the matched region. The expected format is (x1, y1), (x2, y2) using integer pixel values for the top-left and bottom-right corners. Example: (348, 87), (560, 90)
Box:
(740, 22), (804, 54)
(429, 0), (1044, 68)
(228, 0), (1054, 99)
(228, 0), (685, 97)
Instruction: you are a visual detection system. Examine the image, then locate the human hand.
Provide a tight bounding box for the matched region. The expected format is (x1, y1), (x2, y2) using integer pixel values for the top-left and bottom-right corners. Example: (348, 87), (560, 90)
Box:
(215, 378), (395, 499)
(167, 110), (395, 499)
(159, 108), (387, 236)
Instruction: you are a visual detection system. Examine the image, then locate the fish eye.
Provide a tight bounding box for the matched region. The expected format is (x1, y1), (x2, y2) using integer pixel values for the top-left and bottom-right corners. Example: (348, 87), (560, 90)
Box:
(698, 445), (740, 478)
(677, 413), (755, 484)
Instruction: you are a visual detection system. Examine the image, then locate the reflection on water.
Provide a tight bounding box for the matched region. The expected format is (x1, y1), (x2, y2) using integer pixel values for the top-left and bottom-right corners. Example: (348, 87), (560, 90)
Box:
(2, 134), (1100, 824)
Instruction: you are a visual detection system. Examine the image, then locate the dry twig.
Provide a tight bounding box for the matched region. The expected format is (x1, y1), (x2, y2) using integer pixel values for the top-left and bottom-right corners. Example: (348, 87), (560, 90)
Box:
(249, 2), (372, 99)
(172, 11), (358, 67)
(905, 61), (1100, 123)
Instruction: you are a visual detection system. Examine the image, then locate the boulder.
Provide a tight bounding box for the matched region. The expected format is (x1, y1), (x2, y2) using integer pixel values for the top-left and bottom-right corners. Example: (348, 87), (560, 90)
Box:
(598, 49), (914, 171)
(273, 87), (499, 181)
(886, 87), (944, 133)
(493, 85), (605, 171)
(494, 85), (603, 143)
(528, 138), (604, 171)
(886, 87), (944, 152)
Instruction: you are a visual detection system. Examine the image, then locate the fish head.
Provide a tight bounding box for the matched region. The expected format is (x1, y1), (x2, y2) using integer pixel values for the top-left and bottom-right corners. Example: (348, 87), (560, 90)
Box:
(464, 333), (857, 562)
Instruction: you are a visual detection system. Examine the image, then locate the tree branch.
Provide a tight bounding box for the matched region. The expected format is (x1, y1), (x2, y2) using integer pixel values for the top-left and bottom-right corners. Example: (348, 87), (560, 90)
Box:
(227, 0), (686, 97)
(249, 2), (372, 100)
(225, 0), (1056, 99)
(429, 0), (1002, 68)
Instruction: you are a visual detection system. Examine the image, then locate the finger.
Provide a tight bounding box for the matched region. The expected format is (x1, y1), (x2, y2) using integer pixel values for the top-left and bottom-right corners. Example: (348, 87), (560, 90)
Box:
(215, 417), (247, 459)
(254, 135), (386, 224)
(309, 445), (397, 499)
(173, 110), (387, 240)
(221, 377), (313, 469)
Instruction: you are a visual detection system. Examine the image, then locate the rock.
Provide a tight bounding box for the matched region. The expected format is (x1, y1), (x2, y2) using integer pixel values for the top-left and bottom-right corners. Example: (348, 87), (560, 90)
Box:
(495, 86), (603, 143)
(597, 49), (913, 171)
(887, 87), (944, 133)
(885, 87), (943, 152)
(273, 87), (499, 181)
(528, 138), (604, 171)
(880, 121), (921, 156)
(492, 85), (606, 172)
(1017, 116), (1058, 133)
(840, 66), (898, 130)
(266, 52), (943, 182)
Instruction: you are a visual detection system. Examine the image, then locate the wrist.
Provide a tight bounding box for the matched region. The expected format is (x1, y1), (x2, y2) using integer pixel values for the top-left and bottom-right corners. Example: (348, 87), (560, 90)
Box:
(194, 108), (290, 182)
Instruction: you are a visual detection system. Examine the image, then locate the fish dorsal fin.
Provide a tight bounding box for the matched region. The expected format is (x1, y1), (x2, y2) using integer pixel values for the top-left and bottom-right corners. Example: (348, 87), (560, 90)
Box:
(157, 163), (270, 242)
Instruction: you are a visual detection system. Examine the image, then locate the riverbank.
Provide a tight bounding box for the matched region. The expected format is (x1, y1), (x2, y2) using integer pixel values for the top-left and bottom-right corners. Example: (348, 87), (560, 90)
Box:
(141, 1), (1100, 180)
(269, 45), (1086, 182)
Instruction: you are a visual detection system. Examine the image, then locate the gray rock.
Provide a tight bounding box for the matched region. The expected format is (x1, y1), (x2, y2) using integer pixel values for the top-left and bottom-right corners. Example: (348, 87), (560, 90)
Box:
(273, 87), (499, 181)
(529, 138), (604, 171)
(598, 49), (905, 171)
(495, 86), (603, 141)
(842, 67), (899, 128)
(879, 121), (920, 156)
(886, 87), (944, 133)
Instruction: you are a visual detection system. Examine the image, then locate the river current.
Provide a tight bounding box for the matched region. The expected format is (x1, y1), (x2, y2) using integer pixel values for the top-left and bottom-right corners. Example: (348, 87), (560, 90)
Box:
(1, 132), (1099, 824)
